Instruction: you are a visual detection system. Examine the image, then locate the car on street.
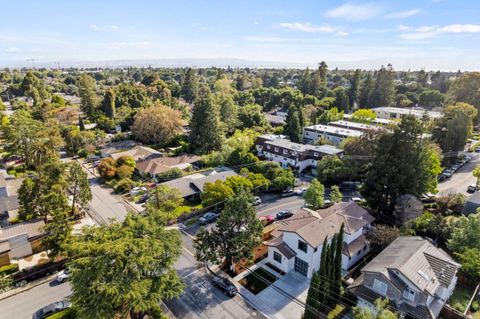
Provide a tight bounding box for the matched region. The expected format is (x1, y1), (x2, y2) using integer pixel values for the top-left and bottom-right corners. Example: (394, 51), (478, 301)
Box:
(259, 215), (274, 226)
(476, 147), (480, 153)
(437, 174), (446, 182)
(136, 192), (149, 204)
(351, 197), (364, 203)
(321, 199), (334, 209)
(212, 277), (238, 297)
(56, 269), (70, 283)
(450, 164), (460, 172)
(32, 300), (70, 319)
(294, 187), (307, 195)
(442, 169), (454, 178)
(280, 189), (296, 197)
(199, 211), (219, 225)
(129, 187), (147, 196)
(254, 196), (262, 205)
(467, 184), (478, 193)
(276, 210), (293, 220)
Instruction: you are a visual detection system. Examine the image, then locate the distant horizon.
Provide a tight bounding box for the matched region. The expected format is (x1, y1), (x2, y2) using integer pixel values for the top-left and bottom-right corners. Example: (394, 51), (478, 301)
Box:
(0, 57), (474, 72)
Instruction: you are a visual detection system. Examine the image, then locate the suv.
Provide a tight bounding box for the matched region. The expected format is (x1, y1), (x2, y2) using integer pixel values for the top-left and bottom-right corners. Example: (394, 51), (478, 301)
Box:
(276, 210), (293, 220)
(199, 212), (219, 225)
(56, 269), (70, 283)
(467, 184), (478, 193)
(254, 196), (262, 205)
(32, 300), (70, 319)
(212, 277), (238, 297)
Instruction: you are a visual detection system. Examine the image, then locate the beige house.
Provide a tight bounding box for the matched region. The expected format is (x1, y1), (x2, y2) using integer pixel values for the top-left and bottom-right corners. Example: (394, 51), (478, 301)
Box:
(0, 219), (45, 266)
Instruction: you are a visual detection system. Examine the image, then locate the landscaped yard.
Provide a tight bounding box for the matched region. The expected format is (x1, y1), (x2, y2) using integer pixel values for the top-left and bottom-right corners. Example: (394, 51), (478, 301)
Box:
(239, 267), (277, 295)
(449, 284), (475, 312)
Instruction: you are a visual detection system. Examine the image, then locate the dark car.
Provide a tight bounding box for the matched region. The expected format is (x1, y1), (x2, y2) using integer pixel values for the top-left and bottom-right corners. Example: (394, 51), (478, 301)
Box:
(212, 277), (238, 297)
(136, 193), (149, 204)
(339, 181), (360, 191)
(276, 210), (293, 220)
(280, 190), (295, 198)
(32, 300), (70, 319)
(199, 212), (219, 225)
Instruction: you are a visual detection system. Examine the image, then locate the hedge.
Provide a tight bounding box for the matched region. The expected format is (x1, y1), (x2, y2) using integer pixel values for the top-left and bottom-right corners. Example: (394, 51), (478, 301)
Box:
(0, 264), (19, 276)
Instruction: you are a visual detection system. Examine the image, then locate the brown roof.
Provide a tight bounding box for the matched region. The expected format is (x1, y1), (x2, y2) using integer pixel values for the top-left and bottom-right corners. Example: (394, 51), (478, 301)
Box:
(136, 155), (201, 175)
(110, 145), (162, 162)
(317, 202), (375, 234)
(264, 236), (297, 259)
(0, 219), (45, 254)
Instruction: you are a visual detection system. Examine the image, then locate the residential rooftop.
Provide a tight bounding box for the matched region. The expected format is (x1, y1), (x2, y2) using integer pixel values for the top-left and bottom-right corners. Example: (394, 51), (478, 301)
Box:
(259, 134), (343, 156)
(303, 124), (364, 138)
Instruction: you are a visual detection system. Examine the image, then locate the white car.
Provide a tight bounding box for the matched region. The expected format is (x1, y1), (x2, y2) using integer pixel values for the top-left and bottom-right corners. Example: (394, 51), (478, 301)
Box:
(351, 197), (364, 203)
(129, 187), (147, 196)
(56, 269), (70, 283)
(254, 196), (262, 205)
(294, 187), (307, 195)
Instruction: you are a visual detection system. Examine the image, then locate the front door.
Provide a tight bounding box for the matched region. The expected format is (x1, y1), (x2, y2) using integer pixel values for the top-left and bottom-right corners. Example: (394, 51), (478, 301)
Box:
(294, 257), (309, 276)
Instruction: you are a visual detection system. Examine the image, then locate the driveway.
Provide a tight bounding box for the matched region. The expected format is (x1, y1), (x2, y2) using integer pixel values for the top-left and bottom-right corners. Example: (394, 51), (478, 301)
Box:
(251, 270), (310, 319)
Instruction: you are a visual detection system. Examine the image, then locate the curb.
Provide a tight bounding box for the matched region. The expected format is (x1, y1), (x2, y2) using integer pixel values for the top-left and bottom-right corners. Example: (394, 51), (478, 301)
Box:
(0, 273), (58, 301)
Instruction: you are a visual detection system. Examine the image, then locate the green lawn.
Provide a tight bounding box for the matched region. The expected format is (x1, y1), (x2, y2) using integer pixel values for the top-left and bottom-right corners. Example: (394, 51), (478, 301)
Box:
(449, 284), (475, 312)
(239, 267), (277, 295)
(173, 203), (202, 218)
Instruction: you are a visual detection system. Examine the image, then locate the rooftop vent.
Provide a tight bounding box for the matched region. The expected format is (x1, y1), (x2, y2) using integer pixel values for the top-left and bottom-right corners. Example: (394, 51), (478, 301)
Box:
(418, 270), (430, 281)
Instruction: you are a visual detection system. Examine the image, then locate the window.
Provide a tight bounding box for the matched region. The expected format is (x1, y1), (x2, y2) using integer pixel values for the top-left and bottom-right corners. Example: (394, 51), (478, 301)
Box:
(357, 250), (361, 255)
(314, 152), (319, 157)
(266, 145), (271, 150)
(373, 279), (388, 296)
(273, 251), (282, 263)
(314, 247), (318, 253)
(283, 149), (288, 155)
(403, 287), (416, 301)
(298, 240), (308, 253)
(274, 147), (279, 152)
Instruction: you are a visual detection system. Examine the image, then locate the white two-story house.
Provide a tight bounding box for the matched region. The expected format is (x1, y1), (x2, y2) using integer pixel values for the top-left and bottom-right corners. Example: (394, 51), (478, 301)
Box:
(255, 134), (343, 174)
(348, 236), (460, 319)
(264, 202), (374, 278)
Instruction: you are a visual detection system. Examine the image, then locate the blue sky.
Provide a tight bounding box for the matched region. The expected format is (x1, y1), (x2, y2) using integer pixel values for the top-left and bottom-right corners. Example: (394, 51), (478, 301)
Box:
(1, 0), (479, 70)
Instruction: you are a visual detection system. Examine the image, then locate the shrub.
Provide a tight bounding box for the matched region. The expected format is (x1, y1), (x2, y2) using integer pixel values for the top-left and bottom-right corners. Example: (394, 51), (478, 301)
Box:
(116, 164), (134, 179)
(46, 308), (76, 319)
(114, 178), (135, 193)
(0, 264), (19, 276)
(97, 158), (116, 180)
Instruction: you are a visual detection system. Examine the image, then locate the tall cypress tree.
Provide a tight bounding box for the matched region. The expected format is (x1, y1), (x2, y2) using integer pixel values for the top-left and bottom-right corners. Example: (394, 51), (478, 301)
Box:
(333, 224), (344, 297)
(304, 272), (321, 319)
(189, 85), (224, 153)
(359, 73), (374, 108)
(349, 69), (361, 108)
(181, 68), (199, 103)
(102, 88), (116, 119)
(284, 106), (302, 143)
(318, 237), (329, 307)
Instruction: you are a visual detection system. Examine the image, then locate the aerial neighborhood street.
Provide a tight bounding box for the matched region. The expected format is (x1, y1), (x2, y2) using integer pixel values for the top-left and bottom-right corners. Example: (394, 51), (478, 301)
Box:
(1, 2), (480, 319)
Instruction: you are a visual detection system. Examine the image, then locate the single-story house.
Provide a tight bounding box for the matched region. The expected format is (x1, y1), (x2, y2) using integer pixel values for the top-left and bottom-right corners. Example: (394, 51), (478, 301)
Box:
(160, 167), (238, 199)
(109, 145), (162, 162)
(0, 219), (45, 266)
(100, 140), (139, 158)
(348, 236), (460, 319)
(264, 202), (374, 278)
(136, 154), (201, 177)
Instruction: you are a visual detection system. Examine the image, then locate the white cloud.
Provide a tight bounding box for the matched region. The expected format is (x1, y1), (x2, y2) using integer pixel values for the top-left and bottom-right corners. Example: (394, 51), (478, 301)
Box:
(386, 9), (421, 19)
(279, 22), (335, 33)
(399, 24), (480, 40)
(90, 24), (100, 31)
(108, 25), (119, 30)
(325, 2), (383, 21)
(192, 23), (207, 30)
(5, 47), (20, 53)
(398, 25), (411, 31)
(336, 31), (349, 37)
(243, 36), (290, 43)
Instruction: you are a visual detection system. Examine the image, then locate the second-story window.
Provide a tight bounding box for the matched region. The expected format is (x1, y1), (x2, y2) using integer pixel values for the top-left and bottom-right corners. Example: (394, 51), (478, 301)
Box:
(283, 149), (288, 155)
(298, 240), (308, 253)
(266, 145), (271, 150)
(403, 287), (416, 301)
(274, 147), (279, 152)
(373, 279), (388, 296)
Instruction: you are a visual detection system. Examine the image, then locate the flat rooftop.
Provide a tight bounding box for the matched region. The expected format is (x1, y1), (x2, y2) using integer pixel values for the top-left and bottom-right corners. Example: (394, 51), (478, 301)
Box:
(303, 124), (363, 137)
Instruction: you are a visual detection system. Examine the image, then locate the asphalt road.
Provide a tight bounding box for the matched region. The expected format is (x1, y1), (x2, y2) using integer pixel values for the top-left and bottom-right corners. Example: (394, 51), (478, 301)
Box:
(0, 280), (71, 319)
(438, 153), (479, 196)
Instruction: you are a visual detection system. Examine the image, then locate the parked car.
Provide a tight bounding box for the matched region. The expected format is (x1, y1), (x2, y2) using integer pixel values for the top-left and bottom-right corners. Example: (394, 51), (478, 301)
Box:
(136, 193), (149, 204)
(129, 187), (147, 196)
(56, 269), (70, 283)
(464, 156), (472, 163)
(467, 184), (478, 193)
(339, 181), (360, 191)
(212, 277), (238, 297)
(294, 187), (307, 195)
(450, 164), (460, 172)
(280, 189), (296, 198)
(276, 210), (293, 220)
(321, 199), (334, 209)
(442, 169), (454, 178)
(254, 196), (262, 205)
(475, 147), (480, 153)
(437, 174), (446, 182)
(32, 300), (70, 319)
(92, 160), (101, 168)
(351, 197), (364, 203)
(259, 215), (274, 226)
(199, 212), (219, 225)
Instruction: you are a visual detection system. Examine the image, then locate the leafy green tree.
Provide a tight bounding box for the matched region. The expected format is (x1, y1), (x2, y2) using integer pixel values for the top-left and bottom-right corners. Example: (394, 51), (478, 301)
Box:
(225, 176), (253, 193)
(448, 72), (480, 116)
(304, 178), (325, 209)
(147, 184), (184, 212)
(329, 185), (343, 203)
(116, 164), (134, 179)
(366, 225), (400, 254)
(243, 171), (271, 192)
(316, 155), (348, 185)
(318, 107), (343, 124)
(194, 189), (263, 271)
(448, 213), (480, 254)
(418, 89), (445, 108)
(333, 86), (350, 112)
(77, 73), (99, 120)
(102, 88), (116, 118)
(190, 86), (224, 152)
(433, 103), (477, 154)
(201, 180), (234, 207)
(97, 158), (117, 180)
(351, 109), (376, 123)
(237, 104), (268, 130)
(269, 169), (295, 191)
(132, 104), (183, 145)
(43, 208), (73, 258)
(474, 166), (480, 186)
(65, 213), (184, 319)
(353, 298), (399, 319)
(67, 162), (92, 215)
(362, 116), (442, 219)
(181, 68), (199, 103)
(218, 95), (238, 131)
(456, 248), (480, 280)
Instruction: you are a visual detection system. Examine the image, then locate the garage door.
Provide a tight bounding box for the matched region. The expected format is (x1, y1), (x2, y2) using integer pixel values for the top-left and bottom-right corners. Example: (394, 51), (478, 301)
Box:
(294, 257), (309, 276)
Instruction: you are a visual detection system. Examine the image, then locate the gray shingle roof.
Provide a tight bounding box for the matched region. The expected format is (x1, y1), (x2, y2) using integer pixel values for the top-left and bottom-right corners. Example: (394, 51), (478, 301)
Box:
(462, 192), (480, 215)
